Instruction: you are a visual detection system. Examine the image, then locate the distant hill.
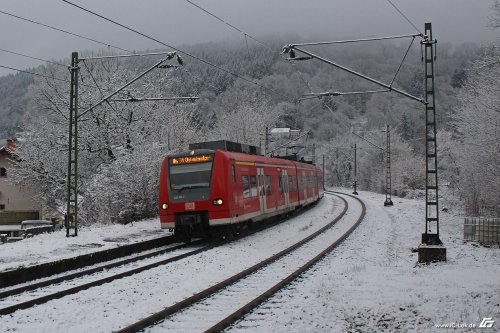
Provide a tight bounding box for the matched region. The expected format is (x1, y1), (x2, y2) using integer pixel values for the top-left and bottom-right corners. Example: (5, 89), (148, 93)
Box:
(0, 71), (34, 138)
(0, 38), (481, 141)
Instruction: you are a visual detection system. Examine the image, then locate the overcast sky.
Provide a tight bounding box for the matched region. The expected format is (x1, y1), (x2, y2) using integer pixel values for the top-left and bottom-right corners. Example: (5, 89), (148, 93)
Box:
(0, 0), (498, 77)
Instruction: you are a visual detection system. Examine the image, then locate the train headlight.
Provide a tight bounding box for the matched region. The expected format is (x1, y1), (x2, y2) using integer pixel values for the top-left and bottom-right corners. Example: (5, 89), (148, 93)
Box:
(212, 198), (224, 206)
(161, 203), (169, 210)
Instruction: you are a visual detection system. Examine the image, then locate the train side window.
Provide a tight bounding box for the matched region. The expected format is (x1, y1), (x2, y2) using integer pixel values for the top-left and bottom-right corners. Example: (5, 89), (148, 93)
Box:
(265, 175), (272, 195)
(242, 175), (250, 198)
(278, 176), (283, 193)
(250, 175), (258, 197)
(231, 165), (236, 183)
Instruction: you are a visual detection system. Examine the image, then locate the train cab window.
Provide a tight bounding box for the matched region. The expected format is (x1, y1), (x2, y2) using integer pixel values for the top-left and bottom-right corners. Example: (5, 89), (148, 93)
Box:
(265, 175), (272, 195)
(242, 175), (250, 198)
(0, 167), (6, 177)
(250, 175), (258, 197)
(169, 157), (213, 191)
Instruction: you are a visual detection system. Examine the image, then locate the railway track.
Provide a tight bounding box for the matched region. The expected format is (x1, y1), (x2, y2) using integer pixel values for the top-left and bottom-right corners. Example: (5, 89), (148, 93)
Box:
(0, 241), (212, 315)
(116, 191), (364, 332)
(0, 196), (324, 317)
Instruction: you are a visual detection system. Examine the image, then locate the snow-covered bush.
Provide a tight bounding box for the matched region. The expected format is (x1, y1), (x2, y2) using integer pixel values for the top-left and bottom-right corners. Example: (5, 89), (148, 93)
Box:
(80, 143), (166, 225)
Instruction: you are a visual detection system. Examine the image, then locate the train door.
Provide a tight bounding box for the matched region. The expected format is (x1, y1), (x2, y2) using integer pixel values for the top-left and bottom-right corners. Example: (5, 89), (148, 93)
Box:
(282, 169), (289, 207)
(257, 167), (266, 213)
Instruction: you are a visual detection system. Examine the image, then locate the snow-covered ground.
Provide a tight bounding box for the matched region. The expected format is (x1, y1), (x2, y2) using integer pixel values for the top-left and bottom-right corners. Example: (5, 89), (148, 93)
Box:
(0, 218), (164, 272)
(1, 189), (498, 332)
(230, 190), (499, 333)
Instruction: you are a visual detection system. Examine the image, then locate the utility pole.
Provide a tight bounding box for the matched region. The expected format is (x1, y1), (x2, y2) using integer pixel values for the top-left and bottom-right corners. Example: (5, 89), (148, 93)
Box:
(66, 52), (79, 237)
(353, 144), (358, 195)
(384, 124), (394, 206)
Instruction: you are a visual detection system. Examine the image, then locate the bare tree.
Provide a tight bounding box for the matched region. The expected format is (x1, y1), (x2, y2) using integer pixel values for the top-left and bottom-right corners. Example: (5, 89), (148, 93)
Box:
(454, 45), (499, 216)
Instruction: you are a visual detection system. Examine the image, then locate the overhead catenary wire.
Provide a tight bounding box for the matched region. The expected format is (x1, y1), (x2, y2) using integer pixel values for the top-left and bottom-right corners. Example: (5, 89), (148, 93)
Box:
(385, 0), (422, 35)
(182, 0), (319, 136)
(183, 0), (315, 96)
(183, 0), (271, 50)
(0, 9), (131, 54)
(0, 64), (120, 91)
(290, 33), (422, 47)
(0, 47), (68, 67)
(0, 65), (68, 82)
(61, 0), (290, 101)
(79, 51), (180, 61)
(0, 8), (218, 96)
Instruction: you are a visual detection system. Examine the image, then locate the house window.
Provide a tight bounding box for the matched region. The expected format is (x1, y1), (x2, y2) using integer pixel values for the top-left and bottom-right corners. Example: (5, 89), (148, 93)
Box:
(0, 204), (5, 210)
(0, 167), (6, 177)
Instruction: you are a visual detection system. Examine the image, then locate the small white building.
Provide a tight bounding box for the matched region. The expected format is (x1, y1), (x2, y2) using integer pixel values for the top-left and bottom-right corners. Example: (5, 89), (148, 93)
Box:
(0, 139), (41, 225)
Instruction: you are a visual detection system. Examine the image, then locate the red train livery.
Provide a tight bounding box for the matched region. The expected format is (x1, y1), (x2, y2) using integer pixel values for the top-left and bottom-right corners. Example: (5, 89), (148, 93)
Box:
(159, 141), (323, 241)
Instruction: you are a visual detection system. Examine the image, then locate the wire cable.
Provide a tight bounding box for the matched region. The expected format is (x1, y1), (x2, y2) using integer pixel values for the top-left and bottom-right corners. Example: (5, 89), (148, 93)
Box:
(389, 36), (416, 87)
(290, 34), (421, 47)
(0, 47), (68, 67)
(183, 0), (270, 50)
(61, 0), (289, 101)
(183, 0), (316, 96)
(0, 9), (131, 53)
(0, 64), (115, 91)
(385, 0), (422, 34)
(0, 65), (68, 82)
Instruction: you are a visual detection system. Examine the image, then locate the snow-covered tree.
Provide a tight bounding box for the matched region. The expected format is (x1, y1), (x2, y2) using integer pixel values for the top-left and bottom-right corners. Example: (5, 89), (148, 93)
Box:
(12, 51), (201, 224)
(209, 81), (283, 146)
(453, 45), (499, 216)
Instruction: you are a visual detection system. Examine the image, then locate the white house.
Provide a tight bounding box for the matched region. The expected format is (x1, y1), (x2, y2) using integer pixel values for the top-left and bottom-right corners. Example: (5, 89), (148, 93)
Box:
(0, 139), (41, 225)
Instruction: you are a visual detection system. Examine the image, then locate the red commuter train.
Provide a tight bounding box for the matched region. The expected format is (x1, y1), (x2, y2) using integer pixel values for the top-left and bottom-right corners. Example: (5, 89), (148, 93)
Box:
(159, 140), (323, 242)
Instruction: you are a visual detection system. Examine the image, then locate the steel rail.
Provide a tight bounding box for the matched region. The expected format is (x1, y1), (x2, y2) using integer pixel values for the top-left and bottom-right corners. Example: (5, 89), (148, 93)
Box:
(0, 242), (194, 300)
(115, 193), (352, 333)
(0, 241), (212, 316)
(205, 191), (366, 332)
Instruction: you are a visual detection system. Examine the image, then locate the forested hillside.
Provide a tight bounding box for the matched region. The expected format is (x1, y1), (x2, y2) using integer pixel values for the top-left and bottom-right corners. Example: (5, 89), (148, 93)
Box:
(0, 71), (33, 138)
(1, 36), (497, 222)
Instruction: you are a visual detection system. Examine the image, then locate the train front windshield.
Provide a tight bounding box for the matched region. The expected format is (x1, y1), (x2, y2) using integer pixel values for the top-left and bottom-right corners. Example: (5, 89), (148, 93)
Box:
(168, 155), (213, 191)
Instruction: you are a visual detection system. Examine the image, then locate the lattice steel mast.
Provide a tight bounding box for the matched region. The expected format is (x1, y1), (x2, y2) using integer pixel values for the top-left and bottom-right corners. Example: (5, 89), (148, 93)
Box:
(384, 125), (393, 206)
(66, 52), (79, 237)
(421, 23), (441, 244)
